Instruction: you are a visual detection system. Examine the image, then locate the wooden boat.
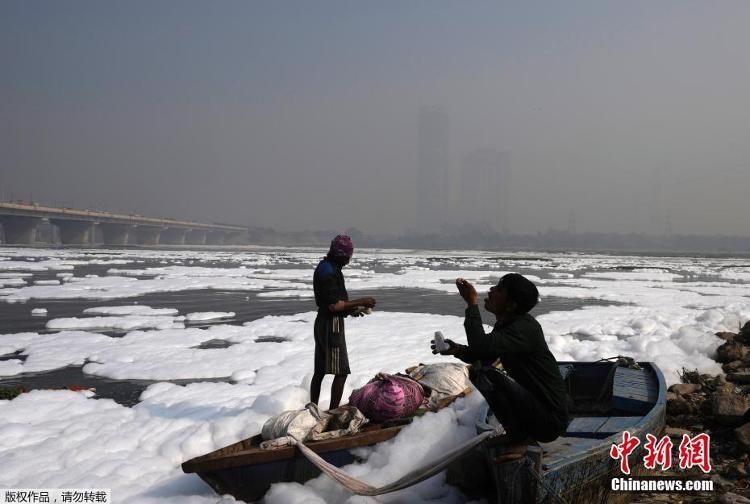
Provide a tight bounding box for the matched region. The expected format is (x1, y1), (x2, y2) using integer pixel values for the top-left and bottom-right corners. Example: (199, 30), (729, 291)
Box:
(181, 418), (414, 502)
(182, 360), (665, 503)
(480, 360), (667, 504)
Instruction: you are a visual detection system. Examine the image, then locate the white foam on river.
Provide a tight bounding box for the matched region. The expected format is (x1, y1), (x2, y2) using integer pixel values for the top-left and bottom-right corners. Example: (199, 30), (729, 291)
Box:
(0, 246), (748, 503)
(83, 306), (180, 317)
(46, 315), (185, 332)
(184, 312), (236, 322)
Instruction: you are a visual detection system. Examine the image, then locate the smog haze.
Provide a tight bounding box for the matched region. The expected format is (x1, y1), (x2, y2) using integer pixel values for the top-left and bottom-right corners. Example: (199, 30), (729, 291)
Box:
(3, 1), (750, 237)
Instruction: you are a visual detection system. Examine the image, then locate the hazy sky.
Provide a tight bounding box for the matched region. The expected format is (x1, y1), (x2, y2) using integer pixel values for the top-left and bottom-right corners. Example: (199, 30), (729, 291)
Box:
(2, 1), (750, 236)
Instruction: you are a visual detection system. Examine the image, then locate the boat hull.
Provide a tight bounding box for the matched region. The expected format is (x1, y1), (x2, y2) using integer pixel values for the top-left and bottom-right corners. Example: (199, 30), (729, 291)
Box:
(484, 361), (667, 504)
(182, 424), (406, 502)
(195, 448), (357, 502)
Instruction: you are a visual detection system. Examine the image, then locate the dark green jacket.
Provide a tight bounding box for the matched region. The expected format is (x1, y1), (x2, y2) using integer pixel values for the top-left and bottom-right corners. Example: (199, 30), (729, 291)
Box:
(456, 305), (568, 418)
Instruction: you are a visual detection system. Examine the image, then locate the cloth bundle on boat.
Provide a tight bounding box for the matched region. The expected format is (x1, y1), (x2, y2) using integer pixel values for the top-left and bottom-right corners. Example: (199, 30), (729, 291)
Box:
(405, 362), (473, 409)
(260, 402), (366, 449)
(348, 373), (425, 422)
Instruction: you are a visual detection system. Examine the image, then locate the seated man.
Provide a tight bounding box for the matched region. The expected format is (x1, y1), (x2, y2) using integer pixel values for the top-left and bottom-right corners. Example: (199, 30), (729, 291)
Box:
(433, 274), (568, 458)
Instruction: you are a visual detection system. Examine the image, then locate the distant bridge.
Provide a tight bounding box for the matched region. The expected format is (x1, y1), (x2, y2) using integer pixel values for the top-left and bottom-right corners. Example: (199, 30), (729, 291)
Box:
(0, 202), (248, 246)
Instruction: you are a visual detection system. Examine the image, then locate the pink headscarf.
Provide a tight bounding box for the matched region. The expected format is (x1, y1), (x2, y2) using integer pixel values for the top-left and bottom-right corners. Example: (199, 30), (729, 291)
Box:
(329, 235), (354, 258)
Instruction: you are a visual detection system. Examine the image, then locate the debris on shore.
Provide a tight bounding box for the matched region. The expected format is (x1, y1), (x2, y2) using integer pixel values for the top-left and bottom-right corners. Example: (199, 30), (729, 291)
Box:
(0, 387), (26, 400)
(634, 322), (750, 503)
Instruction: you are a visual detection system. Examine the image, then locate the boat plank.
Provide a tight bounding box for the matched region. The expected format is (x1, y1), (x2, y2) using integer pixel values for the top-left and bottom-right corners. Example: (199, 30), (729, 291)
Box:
(613, 388), (655, 400)
(613, 386), (658, 402)
(596, 416), (643, 435)
(182, 425), (405, 473)
(539, 436), (604, 468)
(615, 380), (655, 388)
(563, 415), (645, 439)
(565, 417), (608, 435)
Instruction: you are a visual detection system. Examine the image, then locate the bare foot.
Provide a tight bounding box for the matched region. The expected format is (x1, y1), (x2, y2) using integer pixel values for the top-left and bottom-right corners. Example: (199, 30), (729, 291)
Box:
(493, 448), (526, 463)
(488, 437), (533, 464)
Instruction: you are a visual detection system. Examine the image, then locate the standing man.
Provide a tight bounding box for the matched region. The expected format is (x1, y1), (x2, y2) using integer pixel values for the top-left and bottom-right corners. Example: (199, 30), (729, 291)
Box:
(433, 273), (568, 457)
(311, 235), (376, 410)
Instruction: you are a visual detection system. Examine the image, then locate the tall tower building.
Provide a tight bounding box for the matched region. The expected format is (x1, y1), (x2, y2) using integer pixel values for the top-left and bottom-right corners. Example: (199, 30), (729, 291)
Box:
(460, 148), (511, 232)
(567, 208), (577, 234)
(648, 168), (665, 235)
(499, 152), (511, 234)
(416, 106), (450, 232)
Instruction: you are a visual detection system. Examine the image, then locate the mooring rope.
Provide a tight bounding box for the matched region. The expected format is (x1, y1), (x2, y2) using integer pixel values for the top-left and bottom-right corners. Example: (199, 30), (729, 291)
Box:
(290, 430), (494, 496)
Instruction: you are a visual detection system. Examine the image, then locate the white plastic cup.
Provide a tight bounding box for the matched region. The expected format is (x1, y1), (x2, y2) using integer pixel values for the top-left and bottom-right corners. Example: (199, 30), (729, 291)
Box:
(433, 331), (449, 352)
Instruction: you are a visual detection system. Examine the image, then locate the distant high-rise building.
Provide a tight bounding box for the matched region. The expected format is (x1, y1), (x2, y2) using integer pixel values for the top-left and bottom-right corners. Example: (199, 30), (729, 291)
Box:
(459, 149), (511, 232)
(416, 106), (450, 232)
(648, 168), (665, 235)
(567, 208), (576, 234)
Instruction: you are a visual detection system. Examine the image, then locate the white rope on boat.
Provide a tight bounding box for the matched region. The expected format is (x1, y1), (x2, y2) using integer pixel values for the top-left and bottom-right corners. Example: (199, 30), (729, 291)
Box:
(289, 430), (494, 496)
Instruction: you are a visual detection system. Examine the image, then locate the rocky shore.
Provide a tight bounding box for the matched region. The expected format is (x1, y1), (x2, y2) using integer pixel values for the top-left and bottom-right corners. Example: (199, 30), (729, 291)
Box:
(634, 323), (750, 503)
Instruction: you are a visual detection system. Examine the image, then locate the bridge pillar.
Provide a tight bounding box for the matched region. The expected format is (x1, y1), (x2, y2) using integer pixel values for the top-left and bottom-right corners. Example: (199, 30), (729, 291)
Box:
(185, 229), (207, 245)
(51, 219), (97, 245)
(100, 223), (136, 246)
(0, 216), (42, 244)
(135, 226), (164, 245)
(161, 227), (187, 245)
(206, 231), (226, 245)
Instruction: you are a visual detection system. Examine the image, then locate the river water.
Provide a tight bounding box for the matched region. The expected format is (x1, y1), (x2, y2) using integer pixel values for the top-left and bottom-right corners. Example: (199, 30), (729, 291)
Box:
(0, 248), (624, 406)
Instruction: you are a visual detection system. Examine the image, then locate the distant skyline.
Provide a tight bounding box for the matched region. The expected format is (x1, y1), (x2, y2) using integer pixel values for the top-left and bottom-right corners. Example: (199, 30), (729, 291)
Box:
(416, 105), (450, 233)
(3, 1), (750, 237)
(460, 148), (511, 233)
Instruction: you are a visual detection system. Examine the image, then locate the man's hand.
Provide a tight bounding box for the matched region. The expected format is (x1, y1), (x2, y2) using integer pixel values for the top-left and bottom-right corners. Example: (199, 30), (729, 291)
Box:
(329, 298), (376, 314)
(455, 278), (478, 305)
(355, 297), (376, 308)
(431, 338), (460, 356)
(349, 306), (372, 317)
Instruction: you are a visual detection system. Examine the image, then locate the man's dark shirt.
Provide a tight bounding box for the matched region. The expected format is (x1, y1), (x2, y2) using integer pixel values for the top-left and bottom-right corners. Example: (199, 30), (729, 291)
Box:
(313, 258), (348, 316)
(456, 305), (568, 419)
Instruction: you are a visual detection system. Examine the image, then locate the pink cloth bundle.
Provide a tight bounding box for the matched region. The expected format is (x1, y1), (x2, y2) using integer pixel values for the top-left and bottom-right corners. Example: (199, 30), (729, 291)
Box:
(348, 373), (424, 422)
